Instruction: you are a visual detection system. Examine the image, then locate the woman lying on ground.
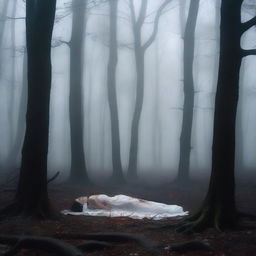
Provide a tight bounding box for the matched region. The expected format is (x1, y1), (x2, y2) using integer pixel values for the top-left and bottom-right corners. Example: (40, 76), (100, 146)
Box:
(69, 194), (188, 220)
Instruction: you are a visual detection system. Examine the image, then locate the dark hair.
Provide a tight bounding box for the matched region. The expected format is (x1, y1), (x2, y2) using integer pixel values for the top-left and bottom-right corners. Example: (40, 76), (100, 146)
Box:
(70, 201), (83, 212)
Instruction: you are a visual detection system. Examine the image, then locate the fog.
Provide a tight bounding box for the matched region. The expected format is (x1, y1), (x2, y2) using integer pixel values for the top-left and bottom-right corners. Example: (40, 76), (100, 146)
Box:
(0, 0), (256, 184)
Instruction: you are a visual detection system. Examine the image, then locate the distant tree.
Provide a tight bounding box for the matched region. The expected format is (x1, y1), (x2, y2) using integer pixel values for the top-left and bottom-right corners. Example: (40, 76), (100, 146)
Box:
(127, 0), (172, 180)
(107, 0), (125, 182)
(174, 0), (256, 232)
(0, 0), (57, 218)
(176, 0), (200, 183)
(68, 0), (90, 184)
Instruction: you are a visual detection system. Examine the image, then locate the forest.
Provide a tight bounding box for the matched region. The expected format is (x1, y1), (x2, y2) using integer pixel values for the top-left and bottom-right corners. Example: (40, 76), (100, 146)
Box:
(0, 0), (256, 255)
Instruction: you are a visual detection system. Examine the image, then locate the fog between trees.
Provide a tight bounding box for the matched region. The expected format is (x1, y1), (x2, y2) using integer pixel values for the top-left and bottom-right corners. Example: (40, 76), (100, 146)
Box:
(0, 0), (256, 184)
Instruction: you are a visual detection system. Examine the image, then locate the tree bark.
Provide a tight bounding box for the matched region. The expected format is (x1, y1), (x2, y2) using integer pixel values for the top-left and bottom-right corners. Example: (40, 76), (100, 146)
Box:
(0, 0), (57, 218)
(107, 0), (125, 182)
(69, 0), (90, 184)
(175, 0), (243, 232)
(177, 0), (200, 183)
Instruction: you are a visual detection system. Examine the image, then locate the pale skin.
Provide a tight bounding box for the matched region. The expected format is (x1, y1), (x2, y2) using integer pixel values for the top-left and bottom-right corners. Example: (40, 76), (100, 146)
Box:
(75, 196), (111, 210)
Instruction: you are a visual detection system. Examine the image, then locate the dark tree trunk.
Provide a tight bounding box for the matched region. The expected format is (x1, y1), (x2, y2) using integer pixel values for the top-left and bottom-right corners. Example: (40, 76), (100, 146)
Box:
(69, 0), (89, 184)
(107, 0), (125, 182)
(205, 0), (242, 226)
(0, 0), (57, 218)
(177, 0), (199, 183)
(175, 0), (243, 232)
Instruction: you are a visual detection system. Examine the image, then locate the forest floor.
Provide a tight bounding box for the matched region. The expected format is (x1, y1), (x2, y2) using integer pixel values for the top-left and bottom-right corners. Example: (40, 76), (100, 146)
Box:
(0, 176), (256, 256)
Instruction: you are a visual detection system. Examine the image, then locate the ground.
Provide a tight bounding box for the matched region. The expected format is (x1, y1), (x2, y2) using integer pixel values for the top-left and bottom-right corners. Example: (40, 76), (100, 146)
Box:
(0, 177), (255, 256)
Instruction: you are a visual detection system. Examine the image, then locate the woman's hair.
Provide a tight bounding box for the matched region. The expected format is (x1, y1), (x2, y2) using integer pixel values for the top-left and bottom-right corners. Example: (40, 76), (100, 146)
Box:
(70, 201), (83, 212)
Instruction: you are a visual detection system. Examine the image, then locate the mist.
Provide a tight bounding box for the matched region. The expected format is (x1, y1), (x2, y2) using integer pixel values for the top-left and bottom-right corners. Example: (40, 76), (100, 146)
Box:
(1, 0), (256, 185)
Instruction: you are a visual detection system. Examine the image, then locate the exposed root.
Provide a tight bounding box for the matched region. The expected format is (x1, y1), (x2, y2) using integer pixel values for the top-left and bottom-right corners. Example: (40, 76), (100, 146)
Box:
(47, 171), (60, 184)
(238, 211), (256, 221)
(167, 240), (213, 253)
(0, 235), (83, 256)
(77, 240), (113, 252)
(55, 232), (160, 251)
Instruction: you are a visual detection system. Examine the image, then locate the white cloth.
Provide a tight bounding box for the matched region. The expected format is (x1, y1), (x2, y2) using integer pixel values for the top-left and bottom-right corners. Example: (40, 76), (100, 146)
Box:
(62, 194), (188, 220)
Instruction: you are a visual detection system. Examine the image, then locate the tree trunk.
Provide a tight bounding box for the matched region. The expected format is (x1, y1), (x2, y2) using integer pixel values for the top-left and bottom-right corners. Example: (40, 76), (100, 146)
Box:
(177, 0), (199, 183)
(107, 0), (125, 182)
(175, 0), (242, 232)
(2, 0), (57, 218)
(127, 32), (145, 180)
(69, 0), (89, 184)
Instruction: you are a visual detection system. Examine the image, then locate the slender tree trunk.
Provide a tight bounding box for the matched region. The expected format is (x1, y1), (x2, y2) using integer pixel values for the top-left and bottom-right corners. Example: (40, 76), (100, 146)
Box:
(177, 0), (200, 183)
(127, 32), (145, 180)
(107, 0), (125, 182)
(69, 0), (89, 183)
(0, 0), (57, 218)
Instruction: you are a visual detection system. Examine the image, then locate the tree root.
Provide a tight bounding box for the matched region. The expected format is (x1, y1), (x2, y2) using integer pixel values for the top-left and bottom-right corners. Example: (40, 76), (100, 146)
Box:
(0, 235), (83, 256)
(167, 240), (213, 253)
(47, 171), (60, 184)
(54, 232), (161, 251)
(77, 240), (113, 252)
(238, 211), (256, 220)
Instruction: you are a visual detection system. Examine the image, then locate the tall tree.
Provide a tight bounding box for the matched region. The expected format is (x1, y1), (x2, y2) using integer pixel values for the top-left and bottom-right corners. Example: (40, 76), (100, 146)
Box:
(176, 0), (200, 183)
(0, 0), (57, 218)
(175, 0), (256, 232)
(107, 0), (125, 182)
(68, 0), (90, 183)
(127, 0), (172, 180)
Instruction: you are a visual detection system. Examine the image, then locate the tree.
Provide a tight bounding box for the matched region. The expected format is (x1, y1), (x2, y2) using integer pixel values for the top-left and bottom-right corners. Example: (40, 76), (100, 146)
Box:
(174, 0), (256, 232)
(68, 0), (90, 184)
(0, 0), (57, 218)
(127, 0), (172, 180)
(176, 0), (200, 183)
(107, 0), (125, 182)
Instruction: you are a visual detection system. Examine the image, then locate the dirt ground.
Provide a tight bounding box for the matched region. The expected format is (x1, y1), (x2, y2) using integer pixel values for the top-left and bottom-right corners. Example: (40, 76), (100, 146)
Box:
(0, 179), (256, 256)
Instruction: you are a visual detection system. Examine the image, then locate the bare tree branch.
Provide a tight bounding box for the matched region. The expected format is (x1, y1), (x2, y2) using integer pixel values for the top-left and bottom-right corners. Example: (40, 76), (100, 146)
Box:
(129, 0), (137, 27)
(142, 0), (172, 50)
(241, 48), (256, 57)
(136, 0), (148, 28)
(241, 15), (256, 33)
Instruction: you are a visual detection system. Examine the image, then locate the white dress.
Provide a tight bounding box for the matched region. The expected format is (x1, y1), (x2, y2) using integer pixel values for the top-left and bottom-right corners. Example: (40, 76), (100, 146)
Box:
(62, 194), (188, 220)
